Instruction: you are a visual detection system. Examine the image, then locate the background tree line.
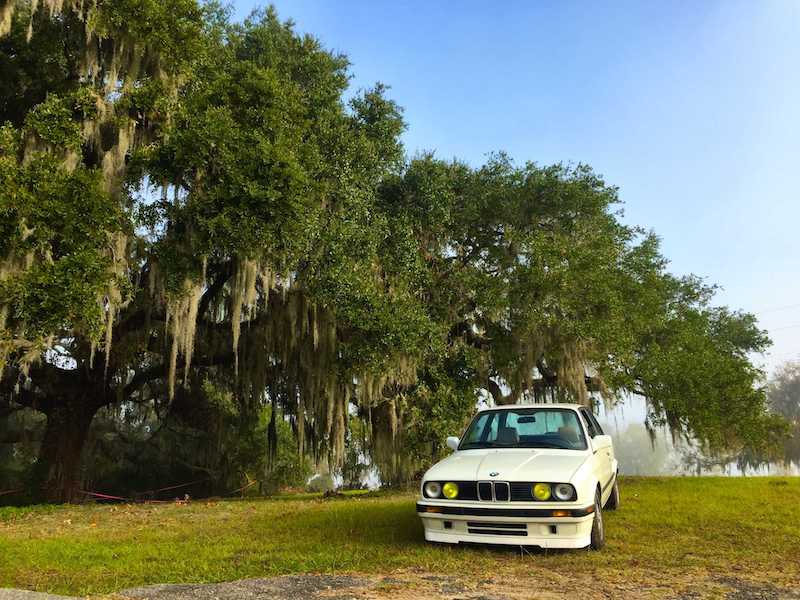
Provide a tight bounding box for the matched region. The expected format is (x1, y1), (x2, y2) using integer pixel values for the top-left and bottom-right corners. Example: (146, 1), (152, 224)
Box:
(0, 0), (789, 503)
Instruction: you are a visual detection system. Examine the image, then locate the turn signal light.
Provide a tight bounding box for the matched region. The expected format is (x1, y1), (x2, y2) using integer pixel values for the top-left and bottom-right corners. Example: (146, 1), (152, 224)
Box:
(551, 509), (570, 517)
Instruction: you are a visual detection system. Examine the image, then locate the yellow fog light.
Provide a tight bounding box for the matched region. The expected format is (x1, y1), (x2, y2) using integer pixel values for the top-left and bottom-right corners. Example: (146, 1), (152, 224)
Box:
(442, 482), (459, 499)
(533, 483), (551, 501)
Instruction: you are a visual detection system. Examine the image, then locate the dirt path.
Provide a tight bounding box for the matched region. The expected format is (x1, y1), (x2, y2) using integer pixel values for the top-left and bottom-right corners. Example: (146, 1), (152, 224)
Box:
(0, 592), (80, 600)
(3, 571), (800, 600)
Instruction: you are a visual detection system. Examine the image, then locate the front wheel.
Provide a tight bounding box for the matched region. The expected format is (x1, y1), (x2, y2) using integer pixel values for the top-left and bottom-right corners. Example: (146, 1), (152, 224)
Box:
(589, 489), (605, 550)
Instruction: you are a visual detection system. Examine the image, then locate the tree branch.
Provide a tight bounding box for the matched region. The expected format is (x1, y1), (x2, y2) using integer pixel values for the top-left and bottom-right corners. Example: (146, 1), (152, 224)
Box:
(449, 320), (490, 350)
(484, 377), (514, 405)
(123, 352), (236, 396)
(198, 261), (234, 323)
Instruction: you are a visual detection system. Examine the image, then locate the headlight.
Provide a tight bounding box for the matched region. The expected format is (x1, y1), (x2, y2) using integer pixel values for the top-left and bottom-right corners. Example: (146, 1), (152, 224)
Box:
(533, 483), (551, 501)
(424, 481), (442, 498)
(554, 483), (575, 501)
(442, 482), (459, 499)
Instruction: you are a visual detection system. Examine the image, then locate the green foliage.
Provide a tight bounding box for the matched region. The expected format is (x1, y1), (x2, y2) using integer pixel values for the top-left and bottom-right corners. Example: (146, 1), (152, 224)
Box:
(23, 94), (82, 150)
(766, 361), (800, 466)
(89, 0), (204, 64)
(84, 388), (310, 498)
(769, 360), (800, 420)
(634, 301), (784, 453)
(0, 3), (85, 127)
(338, 422), (369, 490)
(143, 8), (431, 374)
(0, 406), (43, 497)
(1, 251), (109, 340)
(376, 154), (786, 467)
(402, 389), (470, 460)
(261, 405), (313, 493)
(349, 82), (406, 176)
(7, 156), (122, 256)
(0, 0), (787, 502)
(0, 149), (126, 342)
(145, 8), (345, 258)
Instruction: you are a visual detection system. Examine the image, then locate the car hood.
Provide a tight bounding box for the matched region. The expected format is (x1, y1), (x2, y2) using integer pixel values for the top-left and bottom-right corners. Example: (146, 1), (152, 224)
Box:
(424, 449), (590, 483)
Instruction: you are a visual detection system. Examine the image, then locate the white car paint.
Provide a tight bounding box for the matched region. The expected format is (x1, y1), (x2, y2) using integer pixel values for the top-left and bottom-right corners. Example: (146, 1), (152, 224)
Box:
(417, 403), (618, 549)
(425, 448), (591, 483)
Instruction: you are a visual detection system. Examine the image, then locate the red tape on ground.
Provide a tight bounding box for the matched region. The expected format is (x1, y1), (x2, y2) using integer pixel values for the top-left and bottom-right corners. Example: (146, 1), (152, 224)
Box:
(79, 490), (129, 501)
(76, 478), (258, 504)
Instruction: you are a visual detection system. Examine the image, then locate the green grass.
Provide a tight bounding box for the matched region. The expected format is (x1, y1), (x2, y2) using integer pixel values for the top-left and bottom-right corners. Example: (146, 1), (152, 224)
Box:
(0, 477), (798, 596)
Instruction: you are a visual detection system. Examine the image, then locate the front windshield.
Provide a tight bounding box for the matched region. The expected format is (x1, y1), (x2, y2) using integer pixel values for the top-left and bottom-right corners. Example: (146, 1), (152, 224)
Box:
(459, 408), (587, 450)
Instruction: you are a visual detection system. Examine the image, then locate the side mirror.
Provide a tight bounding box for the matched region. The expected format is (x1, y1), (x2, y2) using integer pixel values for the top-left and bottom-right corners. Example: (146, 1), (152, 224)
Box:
(592, 434), (612, 450)
(446, 436), (460, 451)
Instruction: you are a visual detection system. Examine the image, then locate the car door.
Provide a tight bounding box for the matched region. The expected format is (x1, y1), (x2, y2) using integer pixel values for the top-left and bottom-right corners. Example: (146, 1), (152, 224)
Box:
(586, 410), (616, 479)
(579, 408), (613, 497)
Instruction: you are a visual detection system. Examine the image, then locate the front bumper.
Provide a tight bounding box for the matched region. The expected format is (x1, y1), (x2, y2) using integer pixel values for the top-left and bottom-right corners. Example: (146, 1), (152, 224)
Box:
(417, 501), (595, 549)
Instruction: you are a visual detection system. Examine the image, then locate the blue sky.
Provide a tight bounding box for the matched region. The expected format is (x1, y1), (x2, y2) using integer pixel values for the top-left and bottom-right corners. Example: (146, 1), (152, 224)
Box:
(232, 0), (800, 375)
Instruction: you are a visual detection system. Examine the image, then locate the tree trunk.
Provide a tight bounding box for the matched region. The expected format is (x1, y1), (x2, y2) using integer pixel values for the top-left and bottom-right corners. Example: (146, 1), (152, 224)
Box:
(33, 399), (99, 503)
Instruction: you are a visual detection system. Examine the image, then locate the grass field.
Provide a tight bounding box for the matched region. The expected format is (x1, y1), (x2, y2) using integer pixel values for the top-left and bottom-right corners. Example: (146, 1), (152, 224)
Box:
(1, 477), (799, 598)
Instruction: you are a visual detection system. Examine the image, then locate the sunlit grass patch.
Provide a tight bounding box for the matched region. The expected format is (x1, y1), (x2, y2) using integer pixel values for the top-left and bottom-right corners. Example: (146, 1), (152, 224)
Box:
(0, 477), (798, 596)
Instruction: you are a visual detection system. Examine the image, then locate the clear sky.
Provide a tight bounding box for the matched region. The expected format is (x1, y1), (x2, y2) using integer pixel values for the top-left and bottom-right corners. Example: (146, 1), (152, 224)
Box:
(232, 0), (800, 375)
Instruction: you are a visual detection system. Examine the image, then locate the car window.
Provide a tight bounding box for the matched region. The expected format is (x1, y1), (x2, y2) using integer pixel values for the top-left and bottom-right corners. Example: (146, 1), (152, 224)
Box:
(486, 411), (499, 441)
(506, 411), (546, 436)
(476, 411), (504, 443)
(579, 409), (598, 438)
(463, 413), (491, 445)
(587, 411), (604, 436)
(459, 408), (587, 450)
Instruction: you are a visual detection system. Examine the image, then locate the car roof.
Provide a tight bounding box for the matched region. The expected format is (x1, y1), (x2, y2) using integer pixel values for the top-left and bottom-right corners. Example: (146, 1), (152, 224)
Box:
(477, 403), (585, 411)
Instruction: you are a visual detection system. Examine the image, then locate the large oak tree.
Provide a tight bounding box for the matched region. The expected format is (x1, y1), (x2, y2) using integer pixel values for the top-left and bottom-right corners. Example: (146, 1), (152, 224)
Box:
(0, 0), (786, 501)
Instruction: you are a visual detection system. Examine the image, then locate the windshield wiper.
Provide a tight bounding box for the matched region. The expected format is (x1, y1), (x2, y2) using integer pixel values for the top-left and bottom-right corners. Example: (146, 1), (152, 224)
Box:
(526, 442), (569, 449)
(461, 441), (575, 450)
(460, 441), (502, 449)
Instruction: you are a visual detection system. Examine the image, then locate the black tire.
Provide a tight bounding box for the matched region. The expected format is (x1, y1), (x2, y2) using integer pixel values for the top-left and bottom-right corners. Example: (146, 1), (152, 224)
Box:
(589, 489), (605, 550)
(604, 477), (620, 510)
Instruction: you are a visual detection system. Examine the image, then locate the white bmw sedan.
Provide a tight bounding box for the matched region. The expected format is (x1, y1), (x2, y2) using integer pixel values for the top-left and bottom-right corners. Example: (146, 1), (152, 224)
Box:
(417, 403), (619, 550)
